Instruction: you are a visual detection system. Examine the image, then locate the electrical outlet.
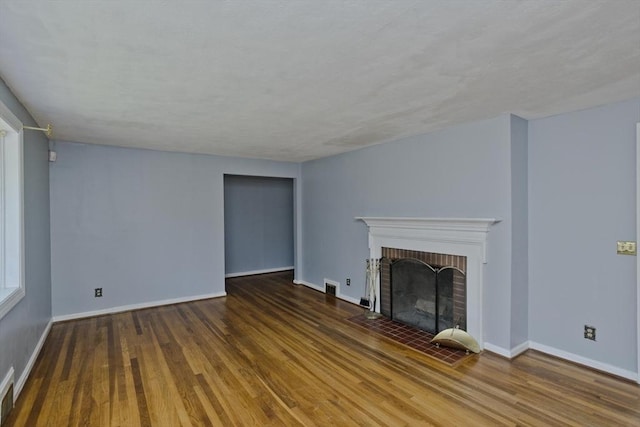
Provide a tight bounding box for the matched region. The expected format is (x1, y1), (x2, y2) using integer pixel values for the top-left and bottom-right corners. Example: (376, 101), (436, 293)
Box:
(584, 325), (596, 341)
(95, 288), (103, 297)
(346, 278), (351, 286)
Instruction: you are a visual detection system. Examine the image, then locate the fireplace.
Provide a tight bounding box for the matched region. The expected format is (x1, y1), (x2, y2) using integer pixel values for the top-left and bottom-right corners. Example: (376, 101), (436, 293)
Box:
(381, 249), (466, 334)
(357, 217), (499, 349)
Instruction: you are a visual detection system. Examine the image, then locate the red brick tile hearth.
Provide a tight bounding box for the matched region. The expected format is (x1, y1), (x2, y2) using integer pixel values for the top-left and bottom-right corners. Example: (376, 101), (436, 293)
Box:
(347, 313), (476, 366)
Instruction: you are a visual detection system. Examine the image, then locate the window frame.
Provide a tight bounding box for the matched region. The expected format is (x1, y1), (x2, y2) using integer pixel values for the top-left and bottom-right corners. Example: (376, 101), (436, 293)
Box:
(0, 100), (25, 320)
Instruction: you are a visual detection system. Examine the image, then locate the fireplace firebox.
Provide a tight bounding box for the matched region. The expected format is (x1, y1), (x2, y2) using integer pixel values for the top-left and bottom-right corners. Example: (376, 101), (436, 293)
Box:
(389, 258), (465, 333)
(380, 248), (467, 334)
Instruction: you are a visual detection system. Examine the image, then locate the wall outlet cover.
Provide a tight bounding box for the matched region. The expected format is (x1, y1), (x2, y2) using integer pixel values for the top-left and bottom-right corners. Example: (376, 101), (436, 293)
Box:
(584, 325), (596, 341)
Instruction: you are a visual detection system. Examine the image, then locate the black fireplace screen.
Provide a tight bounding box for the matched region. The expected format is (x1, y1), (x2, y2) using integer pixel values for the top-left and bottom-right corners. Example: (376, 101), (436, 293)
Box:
(389, 258), (464, 334)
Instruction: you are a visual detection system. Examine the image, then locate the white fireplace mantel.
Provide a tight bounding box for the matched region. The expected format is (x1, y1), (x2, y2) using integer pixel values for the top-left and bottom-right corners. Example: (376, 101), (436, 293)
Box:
(356, 217), (500, 263)
(356, 217), (501, 348)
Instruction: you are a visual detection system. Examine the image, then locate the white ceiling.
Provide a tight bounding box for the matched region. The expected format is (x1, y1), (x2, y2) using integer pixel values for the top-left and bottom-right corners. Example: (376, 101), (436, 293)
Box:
(0, 1), (639, 162)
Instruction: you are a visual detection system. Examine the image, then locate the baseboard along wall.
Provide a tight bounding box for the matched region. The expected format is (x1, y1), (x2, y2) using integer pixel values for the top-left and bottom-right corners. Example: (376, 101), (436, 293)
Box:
(52, 292), (226, 323)
(16, 320), (52, 399)
(528, 341), (637, 382)
(483, 340), (637, 382)
(225, 266), (294, 278)
(293, 279), (364, 307)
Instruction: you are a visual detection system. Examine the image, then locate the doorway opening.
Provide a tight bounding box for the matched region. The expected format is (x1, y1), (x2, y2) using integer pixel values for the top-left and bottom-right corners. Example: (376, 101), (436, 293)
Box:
(223, 175), (295, 286)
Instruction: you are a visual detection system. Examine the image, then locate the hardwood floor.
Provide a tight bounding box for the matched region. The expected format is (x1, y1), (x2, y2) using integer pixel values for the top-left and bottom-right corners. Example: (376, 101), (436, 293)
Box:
(7, 271), (640, 426)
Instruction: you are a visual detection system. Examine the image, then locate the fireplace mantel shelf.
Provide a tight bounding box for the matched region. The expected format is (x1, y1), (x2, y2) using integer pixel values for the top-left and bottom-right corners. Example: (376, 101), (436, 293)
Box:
(355, 217), (501, 232)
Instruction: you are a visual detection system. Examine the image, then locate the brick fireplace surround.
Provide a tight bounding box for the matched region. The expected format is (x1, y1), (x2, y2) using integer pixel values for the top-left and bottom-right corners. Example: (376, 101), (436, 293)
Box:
(357, 217), (499, 349)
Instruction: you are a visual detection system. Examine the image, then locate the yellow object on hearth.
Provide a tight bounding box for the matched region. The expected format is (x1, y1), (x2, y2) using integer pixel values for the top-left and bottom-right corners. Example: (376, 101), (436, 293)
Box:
(431, 327), (481, 354)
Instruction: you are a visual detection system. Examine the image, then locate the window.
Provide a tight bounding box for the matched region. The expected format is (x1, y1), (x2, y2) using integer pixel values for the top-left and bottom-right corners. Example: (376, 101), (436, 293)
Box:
(0, 101), (25, 320)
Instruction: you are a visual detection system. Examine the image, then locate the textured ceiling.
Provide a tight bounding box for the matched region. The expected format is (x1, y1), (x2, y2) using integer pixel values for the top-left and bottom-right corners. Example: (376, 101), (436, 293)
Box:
(0, 1), (639, 162)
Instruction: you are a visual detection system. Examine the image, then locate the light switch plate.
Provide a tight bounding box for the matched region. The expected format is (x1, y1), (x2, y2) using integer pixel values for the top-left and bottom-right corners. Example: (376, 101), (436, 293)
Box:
(617, 241), (636, 255)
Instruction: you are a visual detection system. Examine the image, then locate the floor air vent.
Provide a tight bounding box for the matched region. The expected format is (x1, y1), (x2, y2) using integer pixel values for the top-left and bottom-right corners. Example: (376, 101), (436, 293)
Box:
(324, 279), (339, 297)
(325, 283), (336, 296)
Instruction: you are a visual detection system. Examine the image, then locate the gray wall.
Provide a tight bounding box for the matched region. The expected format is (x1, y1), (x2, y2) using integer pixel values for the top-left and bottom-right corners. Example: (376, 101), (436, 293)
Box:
(510, 115), (529, 348)
(0, 80), (52, 387)
(301, 114), (518, 350)
(50, 141), (299, 317)
(224, 175), (294, 275)
(529, 98), (639, 373)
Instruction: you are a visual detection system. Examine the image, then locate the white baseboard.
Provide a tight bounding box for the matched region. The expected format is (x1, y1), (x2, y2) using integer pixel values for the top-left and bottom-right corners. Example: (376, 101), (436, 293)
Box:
(293, 279), (324, 292)
(529, 341), (637, 382)
(510, 340), (530, 358)
(484, 340), (637, 381)
(225, 266), (294, 278)
(294, 279), (362, 306)
(462, 339), (637, 382)
(1, 366), (14, 407)
(337, 293), (361, 306)
(483, 340), (530, 358)
(52, 292), (226, 323)
(482, 342), (512, 358)
(16, 319), (52, 399)
(0, 366), (14, 425)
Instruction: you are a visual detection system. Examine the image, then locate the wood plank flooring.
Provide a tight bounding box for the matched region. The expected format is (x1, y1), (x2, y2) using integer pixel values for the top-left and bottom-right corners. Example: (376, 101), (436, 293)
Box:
(7, 271), (640, 426)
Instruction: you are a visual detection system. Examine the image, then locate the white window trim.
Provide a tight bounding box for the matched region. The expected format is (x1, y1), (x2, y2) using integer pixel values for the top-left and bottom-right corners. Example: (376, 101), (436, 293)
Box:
(0, 100), (25, 320)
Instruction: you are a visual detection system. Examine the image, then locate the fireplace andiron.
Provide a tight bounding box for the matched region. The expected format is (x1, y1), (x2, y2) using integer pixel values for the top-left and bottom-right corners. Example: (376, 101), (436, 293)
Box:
(363, 258), (382, 319)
